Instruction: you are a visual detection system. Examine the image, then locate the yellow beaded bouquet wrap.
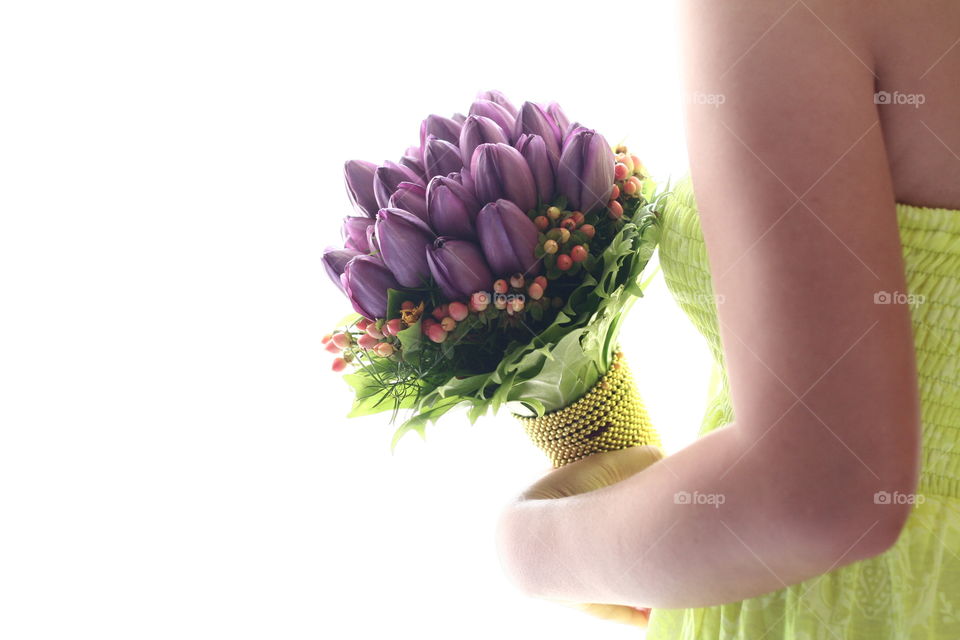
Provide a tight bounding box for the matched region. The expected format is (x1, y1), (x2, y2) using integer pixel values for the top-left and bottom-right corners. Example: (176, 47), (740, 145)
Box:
(516, 351), (660, 467)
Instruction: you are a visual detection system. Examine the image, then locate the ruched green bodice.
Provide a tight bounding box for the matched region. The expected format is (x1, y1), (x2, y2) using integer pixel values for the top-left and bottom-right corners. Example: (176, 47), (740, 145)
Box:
(647, 177), (960, 640)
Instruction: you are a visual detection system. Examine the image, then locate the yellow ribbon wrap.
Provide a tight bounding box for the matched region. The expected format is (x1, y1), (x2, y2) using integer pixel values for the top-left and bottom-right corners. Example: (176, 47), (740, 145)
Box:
(515, 352), (661, 467)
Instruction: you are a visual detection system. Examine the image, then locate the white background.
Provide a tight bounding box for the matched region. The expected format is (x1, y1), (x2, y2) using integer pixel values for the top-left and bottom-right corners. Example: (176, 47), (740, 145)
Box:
(0, 1), (712, 638)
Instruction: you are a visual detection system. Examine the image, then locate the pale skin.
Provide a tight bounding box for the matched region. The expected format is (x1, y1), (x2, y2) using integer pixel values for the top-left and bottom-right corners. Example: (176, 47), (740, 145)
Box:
(497, 0), (960, 615)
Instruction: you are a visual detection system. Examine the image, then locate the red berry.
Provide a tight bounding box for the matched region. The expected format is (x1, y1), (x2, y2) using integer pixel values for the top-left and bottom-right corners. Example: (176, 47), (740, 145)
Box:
(357, 333), (379, 350)
(400, 300), (415, 311)
(556, 254), (573, 270)
(431, 304), (448, 321)
(331, 357), (348, 372)
(325, 340), (342, 353)
(440, 316), (457, 332)
(534, 215), (549, 231)
(608, 201), (624, 219)
(614, 163), (629, 180)
(610, 184), (620, 200)
(447, 301), (468, 321)
(373, 342), (395, 357)
(534, 276), (548, 290)
(321, 333), (332, 344)
(527, 282), (544, 300)
(580, 224), (596, 239)
(493, 279), (508, 294)
(570, 211), (585, 225)
(571, 245), (588, 263)
(332, 332), (351, 349)
(426, 323), (448, 343)
(560, 218), (576, 230)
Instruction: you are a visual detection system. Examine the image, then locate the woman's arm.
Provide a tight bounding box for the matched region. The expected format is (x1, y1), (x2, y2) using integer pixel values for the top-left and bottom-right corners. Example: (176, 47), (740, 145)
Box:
(497, 0), (920, 609)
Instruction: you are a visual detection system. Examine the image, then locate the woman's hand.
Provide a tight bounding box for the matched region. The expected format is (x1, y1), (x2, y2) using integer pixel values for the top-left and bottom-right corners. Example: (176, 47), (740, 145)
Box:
(520, 445), (665, 501)
(515, 445), (665, 627)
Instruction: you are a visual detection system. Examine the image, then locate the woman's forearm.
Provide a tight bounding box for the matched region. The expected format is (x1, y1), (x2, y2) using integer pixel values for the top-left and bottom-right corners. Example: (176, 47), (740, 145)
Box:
(497, 422), (910, 609)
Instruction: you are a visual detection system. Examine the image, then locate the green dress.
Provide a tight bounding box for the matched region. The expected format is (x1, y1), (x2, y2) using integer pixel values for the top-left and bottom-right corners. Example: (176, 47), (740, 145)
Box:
(646, 176), (960, 640)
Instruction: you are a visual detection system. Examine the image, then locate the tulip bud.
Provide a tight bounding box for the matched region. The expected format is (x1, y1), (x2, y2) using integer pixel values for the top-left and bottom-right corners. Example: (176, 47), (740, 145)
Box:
(420, 114), (462, 149)
(427, 174), (480, 239)
(322, 247), (361, 292)
(557, 128), (615, 214)
(459, 115), (508, 172)
(476, 199), (541, 278)
(373, 161), (425, 209)
(514, 102), (562, 167)
(426, 238), (494, 301)
(342, 216), (374, 253)
(546, 102), (570, 137)
(423, 136), (463, 180)
(388, 182), (429, 223)
(476, 90), (519, 118)
(344, 160), (380, 218)
(515, 134), (556, 206)
(471, 144), (538, 214)
(375, 208), (436, 287)
(341, 255), (400, 320)
(469, 100), (516, 139)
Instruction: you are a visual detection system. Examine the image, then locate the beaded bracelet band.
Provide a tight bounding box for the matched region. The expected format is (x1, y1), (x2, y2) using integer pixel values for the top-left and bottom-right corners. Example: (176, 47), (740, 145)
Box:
(515, 351), (661, 467)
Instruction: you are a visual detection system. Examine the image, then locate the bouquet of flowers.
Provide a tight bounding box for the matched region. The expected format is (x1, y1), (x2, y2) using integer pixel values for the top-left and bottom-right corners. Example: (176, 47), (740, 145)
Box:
(323, 91), (663, 466)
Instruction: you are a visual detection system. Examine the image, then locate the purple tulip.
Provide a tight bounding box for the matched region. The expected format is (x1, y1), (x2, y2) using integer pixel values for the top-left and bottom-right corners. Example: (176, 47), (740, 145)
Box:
(375, 208), (436, 287)
(388, 182), (428, 223)
(458, 115), (508, 171)
(514, 102), (562, 167)
(373, 161), (424, 209)
(476, 199), (541, 277)
(468, 100), (516, 140)
(365, 224), (379, 255)
(451, 112), (467, 125)
(399, 148), (427, 181)
(515, 134), (555, 205)
(341, 255), (400, 320)
(557, 128), (615, 213)
(547, 102), (570, 136)
(322, 247), (361, 292)
(426, 238), (493, 301)
(344, 160), (379, 218)
(427, 174), (480, 239)
(423, 136), (463, 179)
(420, 115), (462, 149)
(342, 216), (374, 252)
(470, 143), (537, 213)
(477, 90), (518, 118)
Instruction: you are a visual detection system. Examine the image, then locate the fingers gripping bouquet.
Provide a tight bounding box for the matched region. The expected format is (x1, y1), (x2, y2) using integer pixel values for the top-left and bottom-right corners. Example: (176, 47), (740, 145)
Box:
(323, 91), (663, 467)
